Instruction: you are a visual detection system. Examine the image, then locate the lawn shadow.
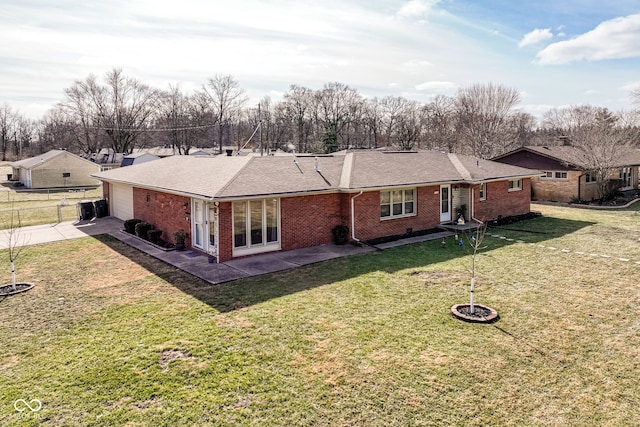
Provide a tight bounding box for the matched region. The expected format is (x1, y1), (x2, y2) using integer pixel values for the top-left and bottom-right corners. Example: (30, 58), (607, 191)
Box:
(95, 215), (596, 313)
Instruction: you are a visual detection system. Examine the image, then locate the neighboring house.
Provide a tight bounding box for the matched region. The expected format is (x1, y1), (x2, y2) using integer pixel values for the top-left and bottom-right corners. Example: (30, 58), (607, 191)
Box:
(121, 152), (160, 167)
(92, 150), (539, 263)
(9, 149), (101, 189)
(493, 142), (640, 203)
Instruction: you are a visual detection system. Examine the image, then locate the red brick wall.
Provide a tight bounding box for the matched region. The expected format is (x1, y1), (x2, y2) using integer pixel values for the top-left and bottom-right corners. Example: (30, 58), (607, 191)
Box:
(351, 187), (441, 241)
(473, 179), (531, 222)
(217, 202), (233, 262)
(280, 193), (344, 250)
(133, 188), (192, 246)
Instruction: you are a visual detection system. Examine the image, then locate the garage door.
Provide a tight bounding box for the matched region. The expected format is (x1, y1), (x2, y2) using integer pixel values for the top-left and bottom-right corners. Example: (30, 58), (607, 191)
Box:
(110, 183), (134, 220)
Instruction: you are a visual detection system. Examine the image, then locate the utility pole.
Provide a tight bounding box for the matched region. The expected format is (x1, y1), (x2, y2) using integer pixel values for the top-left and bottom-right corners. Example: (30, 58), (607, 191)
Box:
(259, 103), (263, 156)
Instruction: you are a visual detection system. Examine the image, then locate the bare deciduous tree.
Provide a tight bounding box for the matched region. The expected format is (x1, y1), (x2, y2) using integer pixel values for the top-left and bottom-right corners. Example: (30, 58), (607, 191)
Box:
(204, 75), (247, 154)
(454, 83), (522, 158)
(61, 68), (160, 155)
(0, 104), (19, 160)
(543, 105), (633, 200)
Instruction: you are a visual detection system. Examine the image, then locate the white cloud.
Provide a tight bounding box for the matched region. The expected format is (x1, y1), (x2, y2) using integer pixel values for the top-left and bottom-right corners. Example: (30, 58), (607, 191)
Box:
(536, 14), (640, 64)
(415, 81), (456, 91)
(620, 81), (640, 91)
(396, 0), (438, 18)
(518, 28), (553, 48)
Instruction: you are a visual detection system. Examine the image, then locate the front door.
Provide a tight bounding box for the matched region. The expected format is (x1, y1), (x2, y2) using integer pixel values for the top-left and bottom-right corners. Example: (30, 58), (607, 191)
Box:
(192, 199), (205, 249)
(440, 184), (451, 222)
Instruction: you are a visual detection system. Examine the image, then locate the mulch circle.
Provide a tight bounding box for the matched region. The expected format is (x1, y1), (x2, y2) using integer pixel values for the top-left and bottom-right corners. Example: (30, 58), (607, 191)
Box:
(451, 303), (499, 323)
(0, 282), (35, 296)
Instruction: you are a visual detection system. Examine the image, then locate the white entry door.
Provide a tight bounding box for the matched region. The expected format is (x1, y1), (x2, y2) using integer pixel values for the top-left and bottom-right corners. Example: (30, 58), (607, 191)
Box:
(440, 184), (451, 222)
(192, 199), (205, 249)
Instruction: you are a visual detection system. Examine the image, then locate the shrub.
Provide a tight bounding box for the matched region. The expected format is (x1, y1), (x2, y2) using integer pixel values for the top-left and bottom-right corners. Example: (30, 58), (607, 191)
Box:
(147, 229), (162, 244)
(135, 222), (154, 240)
(124, 219), (142, 234)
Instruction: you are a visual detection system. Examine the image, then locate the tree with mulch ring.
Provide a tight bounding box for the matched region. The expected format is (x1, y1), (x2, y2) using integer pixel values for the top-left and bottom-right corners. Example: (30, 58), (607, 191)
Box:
(450, 223), (499, 324)
(1, 200), (35, 296)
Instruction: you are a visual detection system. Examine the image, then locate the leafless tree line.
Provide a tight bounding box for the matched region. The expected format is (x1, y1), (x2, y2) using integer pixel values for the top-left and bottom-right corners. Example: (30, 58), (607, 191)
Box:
(2, 68), (640, 162)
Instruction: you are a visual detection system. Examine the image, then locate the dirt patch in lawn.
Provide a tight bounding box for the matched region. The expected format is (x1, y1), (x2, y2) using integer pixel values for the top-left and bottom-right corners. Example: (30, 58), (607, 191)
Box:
(159, 349), (196, 370)
(410, 271), (469, 286)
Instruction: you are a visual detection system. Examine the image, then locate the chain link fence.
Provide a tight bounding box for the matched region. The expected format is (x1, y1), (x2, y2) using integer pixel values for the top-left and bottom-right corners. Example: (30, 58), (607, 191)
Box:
(0, 187), (104, 229)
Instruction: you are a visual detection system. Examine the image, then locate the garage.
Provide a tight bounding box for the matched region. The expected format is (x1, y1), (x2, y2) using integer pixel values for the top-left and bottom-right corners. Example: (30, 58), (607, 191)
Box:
(110, 183), (134, 220)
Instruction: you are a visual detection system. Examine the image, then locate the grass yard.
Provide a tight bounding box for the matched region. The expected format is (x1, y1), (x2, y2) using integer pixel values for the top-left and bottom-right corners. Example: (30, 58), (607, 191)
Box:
(0, 186), (103, 228)
(0, 204), (639, 426)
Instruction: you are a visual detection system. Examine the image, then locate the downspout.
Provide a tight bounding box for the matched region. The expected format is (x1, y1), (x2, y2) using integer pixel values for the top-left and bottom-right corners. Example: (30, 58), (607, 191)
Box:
(577, 173), (583, 202)
(350, 191), (363, 243)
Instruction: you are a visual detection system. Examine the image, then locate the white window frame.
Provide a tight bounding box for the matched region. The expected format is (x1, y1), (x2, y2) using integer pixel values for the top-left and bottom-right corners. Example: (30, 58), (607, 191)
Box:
(620, 167), (632, 188)
(541, 171), (567, 179)
(585, 172), (597, 184)
(380, 188), (416, 219)
(508, 179), (522, 192)
(554, 171), (568, 179)
(232, 198), (281, 257)
(478, 182), (486, 201)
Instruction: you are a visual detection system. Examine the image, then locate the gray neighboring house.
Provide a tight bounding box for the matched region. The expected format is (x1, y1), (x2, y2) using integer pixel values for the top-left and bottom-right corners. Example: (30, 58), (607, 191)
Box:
(121, 152), (160, 167)
(9, 149), (101, 189)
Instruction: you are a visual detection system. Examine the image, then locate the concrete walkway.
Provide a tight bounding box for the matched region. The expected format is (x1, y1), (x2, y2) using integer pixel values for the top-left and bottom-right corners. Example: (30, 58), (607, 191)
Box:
(0, 217), (454, 285)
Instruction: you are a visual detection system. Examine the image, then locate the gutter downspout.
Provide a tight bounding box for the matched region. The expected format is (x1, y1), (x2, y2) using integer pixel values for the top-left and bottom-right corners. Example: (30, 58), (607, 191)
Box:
(350, 191), (363, 243)
(578, 173), (583, 202)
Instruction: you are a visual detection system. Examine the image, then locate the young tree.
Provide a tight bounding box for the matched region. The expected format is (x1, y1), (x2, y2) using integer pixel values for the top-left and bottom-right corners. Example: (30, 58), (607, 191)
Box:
(3, 201), (28, 292)
(466, 224), (488, 315)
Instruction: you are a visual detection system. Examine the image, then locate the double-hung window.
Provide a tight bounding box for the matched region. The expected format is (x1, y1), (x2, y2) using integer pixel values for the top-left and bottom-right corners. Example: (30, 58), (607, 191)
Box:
(380, 188), (415, 219)
(508, 179), (522, 191)
(479, 183), (486, 201)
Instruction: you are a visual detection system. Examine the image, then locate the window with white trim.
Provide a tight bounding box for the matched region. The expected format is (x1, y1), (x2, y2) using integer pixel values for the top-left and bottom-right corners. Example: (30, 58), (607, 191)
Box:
(233, 199), (279, 251)
(508, 179), (522, 191)
(585, 172), (597, 183)
(554, 171), (568, 179)
(541, 171), (567, 179)
(380, 188), (415, 219)
(479, 183), (486, 201)
(620, 167), (632, 188)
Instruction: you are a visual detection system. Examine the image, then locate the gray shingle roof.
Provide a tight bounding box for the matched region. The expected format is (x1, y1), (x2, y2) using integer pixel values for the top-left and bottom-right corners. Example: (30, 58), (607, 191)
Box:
(498, 145), (640, 168)
(92, 150), (540, 199)
(10, 149), (67, 169)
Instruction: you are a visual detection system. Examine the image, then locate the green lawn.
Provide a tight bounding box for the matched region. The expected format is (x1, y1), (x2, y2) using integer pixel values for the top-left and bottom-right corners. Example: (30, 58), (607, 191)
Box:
(0, 204), (639, 426)
(0, 187), (103, 228)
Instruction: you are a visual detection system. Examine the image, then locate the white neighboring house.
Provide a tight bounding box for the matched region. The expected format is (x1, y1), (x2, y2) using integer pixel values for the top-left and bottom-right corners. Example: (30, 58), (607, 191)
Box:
(9, 150), (101, 189)
(120, 152), (160, 167)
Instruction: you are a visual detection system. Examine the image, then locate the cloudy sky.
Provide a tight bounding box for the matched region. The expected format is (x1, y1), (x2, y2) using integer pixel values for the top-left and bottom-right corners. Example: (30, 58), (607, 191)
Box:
(2, 0), (640, 119)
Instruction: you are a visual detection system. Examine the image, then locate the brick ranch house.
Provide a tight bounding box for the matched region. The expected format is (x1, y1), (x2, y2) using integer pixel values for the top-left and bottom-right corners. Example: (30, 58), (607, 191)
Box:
(493, 141), (640, 203)
(92, 150), (539, 263)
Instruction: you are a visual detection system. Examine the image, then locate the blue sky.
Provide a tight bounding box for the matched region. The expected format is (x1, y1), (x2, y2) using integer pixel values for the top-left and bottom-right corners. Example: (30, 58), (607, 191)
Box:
(2, 0), (639, 119)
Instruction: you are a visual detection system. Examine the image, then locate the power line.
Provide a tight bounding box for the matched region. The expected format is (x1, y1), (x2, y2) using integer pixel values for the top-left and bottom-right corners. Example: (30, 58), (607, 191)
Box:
(78, 123), (217, 132)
